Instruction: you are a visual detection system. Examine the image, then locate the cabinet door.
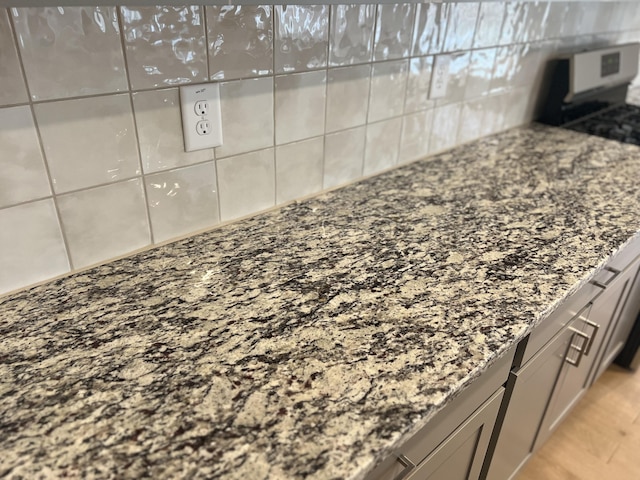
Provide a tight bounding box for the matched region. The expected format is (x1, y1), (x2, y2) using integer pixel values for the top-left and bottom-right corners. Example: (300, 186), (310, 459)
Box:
(534, 290), (626, 450)
(407, 388), (504, 480)
(486, 322), (577, 480)
(596, 262), (640, 379)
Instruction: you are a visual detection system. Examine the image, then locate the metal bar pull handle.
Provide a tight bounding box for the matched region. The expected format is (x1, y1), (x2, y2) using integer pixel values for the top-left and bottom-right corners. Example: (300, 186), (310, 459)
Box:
(394, 454), (416, 480)
(583, 320), (600, 356)
(592, 266), (622, 289)
(566, 328), (590, 367)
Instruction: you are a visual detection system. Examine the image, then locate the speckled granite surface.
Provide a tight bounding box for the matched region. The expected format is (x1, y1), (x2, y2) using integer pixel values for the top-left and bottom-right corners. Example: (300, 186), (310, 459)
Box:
(1, 124), (640, 480)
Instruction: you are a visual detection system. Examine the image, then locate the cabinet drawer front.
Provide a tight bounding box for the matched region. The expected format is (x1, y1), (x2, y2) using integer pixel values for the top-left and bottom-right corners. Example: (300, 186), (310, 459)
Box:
(522, 280), (603, 366)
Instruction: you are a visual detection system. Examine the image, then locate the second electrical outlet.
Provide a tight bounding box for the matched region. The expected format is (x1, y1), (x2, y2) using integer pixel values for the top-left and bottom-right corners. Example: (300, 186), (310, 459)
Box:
(180, 83), (223, 152)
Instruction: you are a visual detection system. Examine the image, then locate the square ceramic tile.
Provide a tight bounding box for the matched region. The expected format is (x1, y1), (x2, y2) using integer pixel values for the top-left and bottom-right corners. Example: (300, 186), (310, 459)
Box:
(499, 3), (529, 46)
(473, 2), (506, 49)
(275, 70), (326, 145)
(503, 88), (530, 129)
(0, 106), (51, 208)
(276, 137), (324, 204)
(436, 52), (470, 106)
(490, 45), (519, 94)
(364, 118), (402, 176)
(480, 94), (508, 136)
(465, 48), (497, 99)
(146, 162), (220, 243)
(0, 199), (69, 294)
(275, 5), (329, 73)
(326, 64), (371, 133)
(323, 126), (365, 189)
(0, 10), (28, 106)
(133, 88), (213, 174)
(524, 2), (550, 43)
(329, 5), (376, 67)
(121, 6), (207, 90)
(412, 3), (450, 56)
(443, 3), (480, 53)
(373, 4), (415, 61)
(12, 7), (127, 101)
(457, 99), (485, 144)
(430, 103), (462, 154)
(57, 179), (150, 269)
(217, 148), (275, 221)
(207, 5), (273, 80)
(216, 77), (274, 158)
(512, 44), (544, 90)
(405, 56), (435, 114)
(368, 59), (408, 123)
(399, 109), (434, 164)
(544, 3), (571, 40)
(35, 94), (140, 194)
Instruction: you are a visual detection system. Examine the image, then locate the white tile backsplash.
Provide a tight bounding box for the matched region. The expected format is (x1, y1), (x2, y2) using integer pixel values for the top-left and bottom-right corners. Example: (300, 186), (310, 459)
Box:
(368, 59), (408, 123)
(35, 94), (140, 193)
(276, 137), (324, 204)
(399, 109), (434, 164)
(57, 179), (150, 269)
(329, 5), (376, 67)
(405, 56), (435, 113)
(373, 4), (415, 62)
(217, 148), (275, 221)
(2, 1), (638, 294)
(324, 126), (366, 189)
(275, 70), (326, 145)
(364, 117), (402, 176)
(146, 162), (220, 243)
(430, 102), (463, 154)
(0, 199), (69, 295)
(216, 77), (274, 159)
(206, 5), (273, 81)
(274, 5), (329, 74)
(0, 106), (50, 208)
(12, 6), (127, 101)
(473, 2), (506, 49)
(326, 64), (371, 133)
(0, 10), (28, 106)
(443, 3), (479, 53)
(133, 88), (213, 173)
(121, 6), (208, 90)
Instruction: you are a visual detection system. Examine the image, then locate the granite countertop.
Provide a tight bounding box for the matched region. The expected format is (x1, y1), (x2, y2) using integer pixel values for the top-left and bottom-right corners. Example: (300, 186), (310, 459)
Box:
(2, 124), (640, 480)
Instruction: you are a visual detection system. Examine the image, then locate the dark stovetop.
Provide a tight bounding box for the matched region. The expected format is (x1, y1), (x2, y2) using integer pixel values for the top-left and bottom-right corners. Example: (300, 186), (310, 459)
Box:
(565, 103), (640, 146)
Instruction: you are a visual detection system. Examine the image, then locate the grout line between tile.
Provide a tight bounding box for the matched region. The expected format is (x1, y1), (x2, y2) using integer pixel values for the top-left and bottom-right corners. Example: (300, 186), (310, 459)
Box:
(7, 7), (76, 271)
(212, 157), (223, 226)
(319, 3), (332, 191)
(116, 5), (154, 245)
(202, 4), (210, 81)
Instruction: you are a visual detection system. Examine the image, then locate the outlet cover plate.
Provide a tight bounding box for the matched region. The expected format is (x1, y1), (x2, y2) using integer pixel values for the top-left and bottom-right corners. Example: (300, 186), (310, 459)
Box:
(180, 83), (223, 152)
(430, 55), (451, 99)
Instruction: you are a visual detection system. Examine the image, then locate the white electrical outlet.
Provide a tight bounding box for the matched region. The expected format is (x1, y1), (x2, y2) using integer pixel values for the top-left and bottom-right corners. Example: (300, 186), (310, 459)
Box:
(430, 55), (451, 99)
(180, 83), (223, 152)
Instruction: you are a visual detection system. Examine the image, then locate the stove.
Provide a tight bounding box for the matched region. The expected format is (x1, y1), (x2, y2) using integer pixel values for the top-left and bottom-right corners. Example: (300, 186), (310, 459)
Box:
(539, 42), (640, 146)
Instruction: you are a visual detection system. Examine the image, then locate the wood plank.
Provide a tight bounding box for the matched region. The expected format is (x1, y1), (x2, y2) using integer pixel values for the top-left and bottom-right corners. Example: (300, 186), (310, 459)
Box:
(518, 365), (640, 479)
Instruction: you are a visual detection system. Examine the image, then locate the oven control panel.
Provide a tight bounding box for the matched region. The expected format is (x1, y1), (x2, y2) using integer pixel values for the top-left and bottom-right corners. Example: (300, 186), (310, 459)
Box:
(601, 52), (621, 77)
(567, 43), (639, 101)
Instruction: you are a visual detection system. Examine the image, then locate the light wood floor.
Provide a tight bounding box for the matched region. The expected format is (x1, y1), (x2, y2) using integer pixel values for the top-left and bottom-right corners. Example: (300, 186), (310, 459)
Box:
(518, 364), (640, 480)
